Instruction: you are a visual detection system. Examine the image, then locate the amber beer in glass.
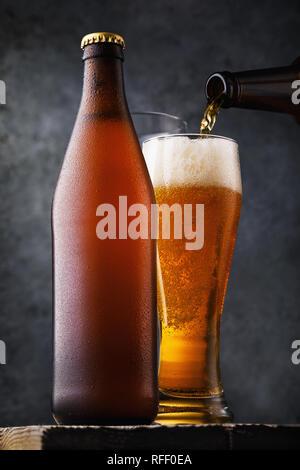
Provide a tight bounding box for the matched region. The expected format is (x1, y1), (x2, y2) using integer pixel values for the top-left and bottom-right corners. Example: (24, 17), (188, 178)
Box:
(52, 33), (158, 424)
(143, 134), (242, 423)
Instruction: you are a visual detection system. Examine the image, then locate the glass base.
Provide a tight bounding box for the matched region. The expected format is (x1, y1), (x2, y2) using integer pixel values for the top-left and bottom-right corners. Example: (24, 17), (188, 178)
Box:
(155, 391), (233, 424)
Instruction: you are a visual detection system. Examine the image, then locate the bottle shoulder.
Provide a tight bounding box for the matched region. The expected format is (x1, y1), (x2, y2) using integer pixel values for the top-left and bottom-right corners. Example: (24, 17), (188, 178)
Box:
(53, 117), (154, 208)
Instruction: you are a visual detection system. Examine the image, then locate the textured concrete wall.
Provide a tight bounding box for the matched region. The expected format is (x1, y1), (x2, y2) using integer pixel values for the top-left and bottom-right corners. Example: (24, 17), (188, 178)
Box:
(0, 0), (299, 426)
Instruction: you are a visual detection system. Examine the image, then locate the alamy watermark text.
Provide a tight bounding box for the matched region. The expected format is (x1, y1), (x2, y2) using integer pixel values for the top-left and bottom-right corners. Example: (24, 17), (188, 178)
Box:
(291, 80), (300, 105)
(96, 196), (204, 250)
(0, 340), (6, 364)
(291, 340), (300, 365)
(0, 80), (6, 105)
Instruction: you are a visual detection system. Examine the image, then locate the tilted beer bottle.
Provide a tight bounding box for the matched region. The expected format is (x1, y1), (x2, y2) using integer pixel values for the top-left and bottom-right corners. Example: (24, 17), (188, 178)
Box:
(52, 33), (158, 424)
(205, 58), (300, 125)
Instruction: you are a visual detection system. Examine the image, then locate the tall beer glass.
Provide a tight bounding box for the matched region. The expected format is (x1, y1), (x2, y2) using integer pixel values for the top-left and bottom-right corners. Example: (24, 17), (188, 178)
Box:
(143, 134), (242, 423)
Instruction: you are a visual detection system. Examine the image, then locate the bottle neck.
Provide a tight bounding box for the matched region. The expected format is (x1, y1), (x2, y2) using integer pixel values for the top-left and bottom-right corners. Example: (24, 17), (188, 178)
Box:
(206, 59), (300, 118)
(80, 44), (129, 117)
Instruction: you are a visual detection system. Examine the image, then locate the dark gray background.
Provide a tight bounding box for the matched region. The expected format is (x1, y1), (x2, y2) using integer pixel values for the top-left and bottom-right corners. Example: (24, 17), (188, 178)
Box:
(0, 0), (299, 426)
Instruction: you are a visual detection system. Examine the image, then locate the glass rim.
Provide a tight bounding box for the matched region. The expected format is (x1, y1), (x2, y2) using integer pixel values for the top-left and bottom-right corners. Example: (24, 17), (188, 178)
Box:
(131, 111), (187, 124)
(143, 133), (237, 145)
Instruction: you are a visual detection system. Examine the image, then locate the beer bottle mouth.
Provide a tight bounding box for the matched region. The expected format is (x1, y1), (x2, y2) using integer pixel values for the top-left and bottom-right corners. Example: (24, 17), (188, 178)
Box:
(206, 72), (236, 107)
(206, 73), (227, 100)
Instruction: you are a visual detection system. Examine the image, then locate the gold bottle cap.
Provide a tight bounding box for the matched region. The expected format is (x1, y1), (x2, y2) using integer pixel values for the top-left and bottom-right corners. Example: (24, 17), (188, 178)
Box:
(81, 32), (125, 50)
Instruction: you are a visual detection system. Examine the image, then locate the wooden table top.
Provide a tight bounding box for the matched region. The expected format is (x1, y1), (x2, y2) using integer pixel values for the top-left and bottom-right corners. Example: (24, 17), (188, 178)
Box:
(0, 424), (300, 450)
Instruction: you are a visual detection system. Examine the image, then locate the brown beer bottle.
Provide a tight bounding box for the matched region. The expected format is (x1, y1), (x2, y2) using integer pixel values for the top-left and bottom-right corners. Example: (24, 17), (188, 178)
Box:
(205, 58), (300, 124)
(52, 32), (158, 424)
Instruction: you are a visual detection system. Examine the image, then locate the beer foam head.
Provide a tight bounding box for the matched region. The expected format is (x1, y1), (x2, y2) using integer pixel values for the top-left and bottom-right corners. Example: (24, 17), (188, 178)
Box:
(143, 135), (242, 194)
